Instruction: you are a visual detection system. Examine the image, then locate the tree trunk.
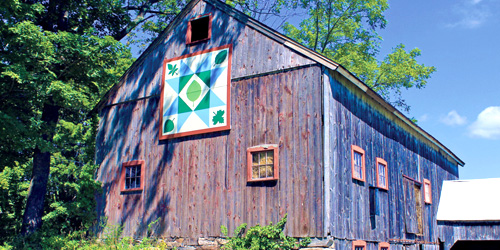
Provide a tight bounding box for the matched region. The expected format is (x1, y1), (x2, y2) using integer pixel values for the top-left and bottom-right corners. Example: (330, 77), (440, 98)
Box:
(21, 102), (60, 235)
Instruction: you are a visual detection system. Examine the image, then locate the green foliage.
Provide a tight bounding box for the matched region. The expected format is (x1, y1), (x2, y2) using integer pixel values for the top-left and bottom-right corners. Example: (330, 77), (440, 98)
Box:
(0, 0), (134, 239)
(283, 0), (436, 112)
(2, 224), (172, 250)
(221, 214), (310, 250)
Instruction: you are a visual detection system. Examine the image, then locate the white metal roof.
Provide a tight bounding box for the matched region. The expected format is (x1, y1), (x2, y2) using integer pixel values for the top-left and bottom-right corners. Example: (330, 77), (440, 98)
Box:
(437, 178), (500, 221)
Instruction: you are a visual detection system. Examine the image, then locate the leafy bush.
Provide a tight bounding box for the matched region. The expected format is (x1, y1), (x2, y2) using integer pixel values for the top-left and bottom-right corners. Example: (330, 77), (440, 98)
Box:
(221, 214), (310, 250)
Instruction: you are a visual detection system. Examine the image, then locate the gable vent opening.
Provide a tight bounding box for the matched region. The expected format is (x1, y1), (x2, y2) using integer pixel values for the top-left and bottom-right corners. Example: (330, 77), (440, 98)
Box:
(187, 14), (211, 44)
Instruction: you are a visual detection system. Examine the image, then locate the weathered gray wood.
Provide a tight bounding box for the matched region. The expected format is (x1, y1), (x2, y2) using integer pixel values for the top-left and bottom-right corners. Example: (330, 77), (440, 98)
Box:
(322, 69), (460, 248)
(96, 65), (324, 238)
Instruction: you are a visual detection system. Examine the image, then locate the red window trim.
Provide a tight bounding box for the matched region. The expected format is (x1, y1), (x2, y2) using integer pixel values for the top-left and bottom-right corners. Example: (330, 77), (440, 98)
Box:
(424, 178), (432, 204)
(352, 240), (367, 249)
(379, 242), (390, 250)
(351, 145), (366, 182)
(376, 157), (388, 190)
(247, 145), (279, 182)
(186, 13), (212, 45)
(120, 160), (145, 193)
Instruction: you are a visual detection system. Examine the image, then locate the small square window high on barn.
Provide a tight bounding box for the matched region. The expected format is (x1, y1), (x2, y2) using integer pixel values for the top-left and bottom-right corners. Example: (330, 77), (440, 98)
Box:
(247, 145), (279, 182)
(351, 145), (366, 182)
(186, 14), (212, 44)
(120, 160), (145, 193)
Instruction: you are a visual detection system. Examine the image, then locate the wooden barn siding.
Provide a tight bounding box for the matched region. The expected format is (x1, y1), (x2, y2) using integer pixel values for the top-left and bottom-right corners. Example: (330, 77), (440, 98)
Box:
(101, 0), (314, 108)
(323, 68), (459, 249)
(95, 66), (323, 239)
(436, 222), (500, 249)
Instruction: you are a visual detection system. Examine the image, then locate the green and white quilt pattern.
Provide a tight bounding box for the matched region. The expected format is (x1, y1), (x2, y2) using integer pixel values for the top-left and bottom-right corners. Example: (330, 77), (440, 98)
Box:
(162, 47), (229, 137)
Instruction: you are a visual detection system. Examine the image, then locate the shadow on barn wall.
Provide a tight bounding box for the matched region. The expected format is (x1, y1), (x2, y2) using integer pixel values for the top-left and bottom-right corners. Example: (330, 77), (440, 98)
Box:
(94, 2), (246, 239)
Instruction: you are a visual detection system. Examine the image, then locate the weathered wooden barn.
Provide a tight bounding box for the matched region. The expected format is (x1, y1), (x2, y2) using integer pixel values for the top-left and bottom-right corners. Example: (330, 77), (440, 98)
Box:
(94, 0), (467, 249)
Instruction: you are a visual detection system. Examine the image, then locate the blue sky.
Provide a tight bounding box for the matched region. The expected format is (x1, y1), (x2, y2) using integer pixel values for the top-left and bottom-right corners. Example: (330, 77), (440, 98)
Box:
(377, 0), (500, 179)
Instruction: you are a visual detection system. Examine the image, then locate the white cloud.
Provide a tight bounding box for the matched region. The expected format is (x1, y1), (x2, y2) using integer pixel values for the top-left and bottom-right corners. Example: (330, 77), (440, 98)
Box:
(446, 0), (490, 29)
(469, 106), (500, 139)
(440, 110), (467, 126)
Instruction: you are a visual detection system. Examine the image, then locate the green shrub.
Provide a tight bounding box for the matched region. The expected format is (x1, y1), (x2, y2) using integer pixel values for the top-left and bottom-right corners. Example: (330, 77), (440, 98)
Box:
(221, 214), (310, 250)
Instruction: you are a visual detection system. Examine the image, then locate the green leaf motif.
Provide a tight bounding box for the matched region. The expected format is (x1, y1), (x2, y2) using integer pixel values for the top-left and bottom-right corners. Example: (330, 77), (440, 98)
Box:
(168, 64), (178, 76)
(212, 110), (225, 125)
(187, 80), (202, 102)
(214, 50), (227, 65)
(164, 119), (175, 133)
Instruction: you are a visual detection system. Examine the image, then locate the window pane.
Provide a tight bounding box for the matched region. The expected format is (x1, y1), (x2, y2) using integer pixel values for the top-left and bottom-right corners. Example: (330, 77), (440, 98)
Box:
(132, 167), (137, 178)
(136, 167), (141, 178)
(259, 152), (267, 165)
(266, 165), (274, 178)
(252, 166), (259, 179)
(252, 153), (259, 166)
(259, 166), (266, 178)
(126, 167), (130, 178)
(425, 183), (431, 201)
(355, 247), (364, 250)
(136, 177), (141, 188)
(378, 163), (386, 187)
(125, 178), (131, 189)
(266, 151), (274, 164)
(353, 152), (363, 179)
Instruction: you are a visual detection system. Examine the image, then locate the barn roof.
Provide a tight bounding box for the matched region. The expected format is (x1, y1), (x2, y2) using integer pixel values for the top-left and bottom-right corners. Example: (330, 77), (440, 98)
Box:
(437, 178), (500, 221)
(95, 0), (464, 167)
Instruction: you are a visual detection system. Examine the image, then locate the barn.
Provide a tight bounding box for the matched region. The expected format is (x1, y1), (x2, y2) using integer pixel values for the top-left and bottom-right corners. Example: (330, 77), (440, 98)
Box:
(436, 179), (500, 250)
(94, 0), (466, 249)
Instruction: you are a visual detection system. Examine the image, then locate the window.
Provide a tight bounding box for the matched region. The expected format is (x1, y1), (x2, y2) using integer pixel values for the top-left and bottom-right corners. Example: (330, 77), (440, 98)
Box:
(186, 14), (212, 44)
(403, 176), (423, 235)
(376, 157), (388, 190)
(352, 240), (366, 250)
(424, 178), (432, 204)
(351, 145), (365, 182)
(379, 242), (390, 250)
(247, 145), (279, 182)
(120, 160), (145, 193)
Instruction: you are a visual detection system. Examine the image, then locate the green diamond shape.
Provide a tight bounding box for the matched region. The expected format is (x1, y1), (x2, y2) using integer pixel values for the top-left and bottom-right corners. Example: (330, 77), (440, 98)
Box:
(179, 74), (194, 92)
(197, 70), (211, 87)
(195, 92), (210, 111)
(178, 97), (192, 114)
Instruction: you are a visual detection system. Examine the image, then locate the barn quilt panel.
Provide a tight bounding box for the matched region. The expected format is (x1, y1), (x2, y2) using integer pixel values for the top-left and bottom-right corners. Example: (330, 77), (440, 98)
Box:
(160, 45), (232, 139)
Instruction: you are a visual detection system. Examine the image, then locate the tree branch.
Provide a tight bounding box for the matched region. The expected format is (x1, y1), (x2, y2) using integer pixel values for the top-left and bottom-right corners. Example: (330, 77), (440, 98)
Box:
(321, 0), (356, 53)
(114, 0), (163, 41)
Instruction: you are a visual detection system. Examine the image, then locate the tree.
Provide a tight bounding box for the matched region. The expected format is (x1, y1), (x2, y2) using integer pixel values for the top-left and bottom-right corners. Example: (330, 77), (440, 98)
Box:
(0, 0), (195, 238)
(0, 0), (135, 236)
(282, 0), (436, 111)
